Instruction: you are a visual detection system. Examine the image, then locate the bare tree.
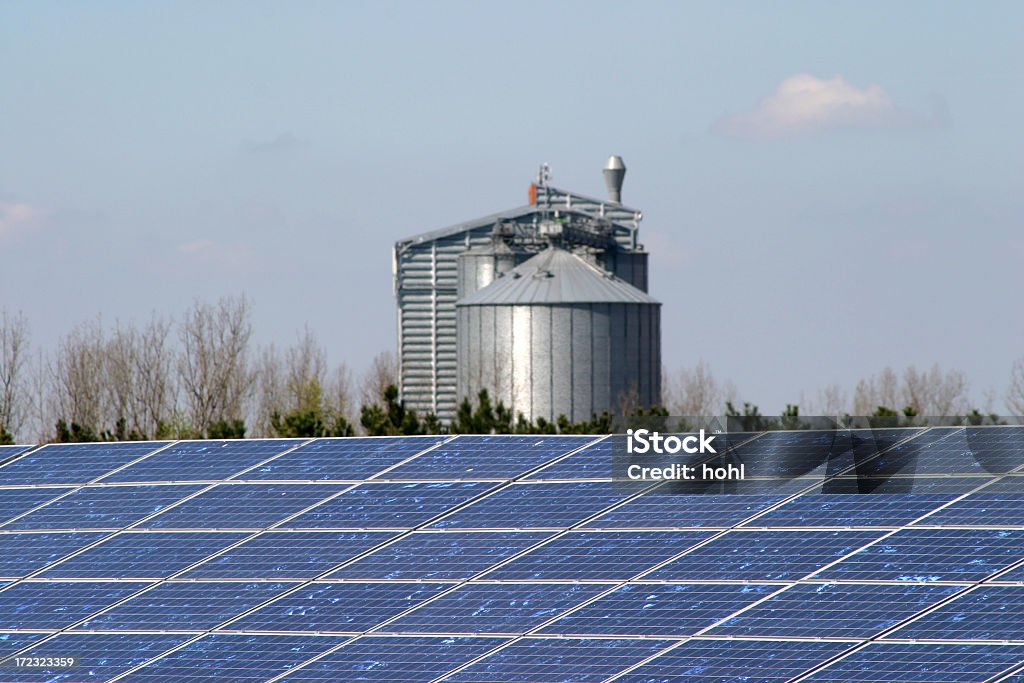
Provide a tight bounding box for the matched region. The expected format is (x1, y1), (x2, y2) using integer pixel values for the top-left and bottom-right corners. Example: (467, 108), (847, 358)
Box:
(1009, 357), (1024, 417)
(254, 344), (284, 437)
(52, 318), (108, 436)
(104, 316), (175, 439)
(360, 351), (398, 407)
(0, 311), (30, 439)
(285, 326), (328, 412)
(669, 360), (725, 416)
(134, 315), (175, 437)
(854, 364), (969, 416)
(178, 296), (255, 436)
(853, 367), (900, 416)
(327, 361), (355, 426)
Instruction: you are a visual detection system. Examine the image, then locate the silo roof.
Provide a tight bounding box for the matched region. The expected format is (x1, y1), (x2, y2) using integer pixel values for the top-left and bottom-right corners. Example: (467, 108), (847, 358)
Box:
(457, 247), (660, 306)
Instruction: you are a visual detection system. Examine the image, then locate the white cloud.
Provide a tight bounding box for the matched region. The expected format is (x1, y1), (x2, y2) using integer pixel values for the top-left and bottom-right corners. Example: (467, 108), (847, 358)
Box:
(0, 202), (46, 240)
(713, 74), (922, 139)
(177, 239), (216, 254)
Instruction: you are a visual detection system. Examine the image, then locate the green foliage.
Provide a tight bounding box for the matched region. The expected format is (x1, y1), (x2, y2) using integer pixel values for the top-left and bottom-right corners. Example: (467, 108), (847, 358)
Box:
(271, 408), (354, 438)
(725, 401), (765, 432)
(54, 419), (104, 443)
(780, 404), (801, 430)
(360, 384), (432, 436)
(207, 419), (247, 439)
(0, 424), (13, 445)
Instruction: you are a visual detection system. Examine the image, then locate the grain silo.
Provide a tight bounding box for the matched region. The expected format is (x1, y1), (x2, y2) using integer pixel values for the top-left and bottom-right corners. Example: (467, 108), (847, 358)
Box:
(393, 156), (658, 422)
(456, 247), (661, 424)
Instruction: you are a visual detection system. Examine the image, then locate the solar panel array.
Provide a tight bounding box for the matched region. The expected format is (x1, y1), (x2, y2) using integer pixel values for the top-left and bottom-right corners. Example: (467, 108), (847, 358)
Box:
(0, 427), (1023, 681)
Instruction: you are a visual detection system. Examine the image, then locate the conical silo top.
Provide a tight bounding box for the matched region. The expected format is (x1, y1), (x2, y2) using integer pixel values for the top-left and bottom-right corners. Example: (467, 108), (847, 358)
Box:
(457, 247), (659, 306)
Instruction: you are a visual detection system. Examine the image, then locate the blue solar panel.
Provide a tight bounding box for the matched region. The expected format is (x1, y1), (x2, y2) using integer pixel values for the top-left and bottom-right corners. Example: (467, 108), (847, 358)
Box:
(0, 632), (49, 658)
(382, 435), (597, 480)
(384, 583), (607, 634)
(0, 483), (203, 530)
(523, 438), (614, 479)
(725, 429), (867, 478)
(612, 639), (853, 683)
(182, 530), (398, 580)
(0, 581), (149, 629)
(0, 445), (32, 459)
(141, 483), (345, 529)
(0, 632), (194, 682)
(484, 531), (711, 581)
(584, 491), (788, 529)
(0, 441), (168, 485)
(121, 633), (348, 683)
(816, 528), (1024, 582)
(859, 427), (1024, 477)
(0, 488), (75, 526)
(39, 531), (246, 579)
(920, 476), (1024, 526)
(245, 436), (448, 481)
(537, 583), (773, 637)
(707, 583), (962, 639)
(644, 530), (883, 581)
(800, 642), (1024, 682)
(101, 439), (305, 483)
(228, 582), (451, 633)
(284, 482), (499, 529)
(428, 482), (646, 530)
(0, 531), (106, 578)
(273, 635), (509, 682)
(328, 531), (552, 580)
(887, 586), (1024, 641)
(441, 637), (677, 682)
(76, 581), (296, 630)
(747, 487), (984, 529)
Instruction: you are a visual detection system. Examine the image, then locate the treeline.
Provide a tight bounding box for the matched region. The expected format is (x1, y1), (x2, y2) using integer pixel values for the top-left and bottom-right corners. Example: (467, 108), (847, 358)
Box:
(2, 301), (1024, 443)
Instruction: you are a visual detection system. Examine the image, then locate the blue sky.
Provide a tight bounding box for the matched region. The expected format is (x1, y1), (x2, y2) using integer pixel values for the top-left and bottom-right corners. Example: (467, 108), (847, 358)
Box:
(2, 1), (1022, 412)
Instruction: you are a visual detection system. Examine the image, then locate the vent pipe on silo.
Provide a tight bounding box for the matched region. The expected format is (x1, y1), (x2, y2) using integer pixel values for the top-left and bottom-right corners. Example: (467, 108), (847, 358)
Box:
(603, 155), (626, 203)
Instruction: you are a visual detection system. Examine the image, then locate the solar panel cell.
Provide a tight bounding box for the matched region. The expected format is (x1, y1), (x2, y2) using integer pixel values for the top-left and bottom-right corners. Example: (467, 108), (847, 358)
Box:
(103, 439), (305, 483)
(0, 632), (194, 682)
(439, 637), (677, 682)
(76, 581), (297, 631)
(284, 482), (499, 529)
(39, 530), (246, 579)
(383, 583), (608, 635)
(182, 530), (399, 580)
(537, 583), (774, 637)
(0, 531), (106, 578)
(140, 483), (345, 529)
(382, 435), (597, 480)
(0, 581), (150, 630)
(0, 442), (168, 486)
(706, 583), (963, 639)
(799, 642), (1024, 682)
(428, 482), (645, 530)
(228, 582), (453, 633)
(274, 636), (509, 682)
(645, 529), (882, 581)
(245, 437), (448, 481)
(120, 634), (348, 683)
(1, 484), (203, 530)
(327, 531), (552, 580)
(483, 531), (711, 581)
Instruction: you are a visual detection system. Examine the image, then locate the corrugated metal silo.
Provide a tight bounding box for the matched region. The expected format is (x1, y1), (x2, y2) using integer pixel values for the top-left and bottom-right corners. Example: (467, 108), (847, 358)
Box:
(456, 247), (661, 424)
(456, 239), (528, 300)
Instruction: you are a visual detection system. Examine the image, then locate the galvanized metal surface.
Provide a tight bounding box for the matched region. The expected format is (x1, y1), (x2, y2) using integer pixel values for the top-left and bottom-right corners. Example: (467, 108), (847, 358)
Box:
(456, 302), (661, 424)
(395, 183), (651, 423)
(457, 248), (659, 307)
